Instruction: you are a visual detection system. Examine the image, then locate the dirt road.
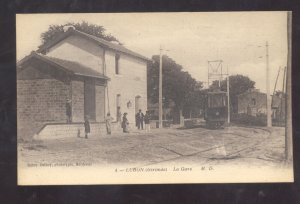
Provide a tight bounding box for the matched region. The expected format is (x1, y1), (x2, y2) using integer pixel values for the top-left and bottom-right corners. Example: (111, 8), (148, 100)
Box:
(19, 126), (286, 168)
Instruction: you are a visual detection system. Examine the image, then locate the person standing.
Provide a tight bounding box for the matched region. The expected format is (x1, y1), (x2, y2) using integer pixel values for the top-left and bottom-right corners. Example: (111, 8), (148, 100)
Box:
(66, 98), (72, 123)
(122, 113), (129, 133)
(105, 112), (114, 135)
(135, 109), (144, 130)
(84, 115), (90, 139)
(144, 111), (151, 132)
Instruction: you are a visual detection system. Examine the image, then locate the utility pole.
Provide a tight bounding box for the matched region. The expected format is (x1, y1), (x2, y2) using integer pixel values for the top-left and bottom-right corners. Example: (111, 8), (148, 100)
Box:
(227, 66), (230, 124)
(280, 66), (286, 121)
(266, 41), (272, 127)
(159, 46), (163, 128)
(271, 67), (281, 112)
(208, 60), (223, 89)
(207, 61), (210, 88)
(285, 11), (292, 163)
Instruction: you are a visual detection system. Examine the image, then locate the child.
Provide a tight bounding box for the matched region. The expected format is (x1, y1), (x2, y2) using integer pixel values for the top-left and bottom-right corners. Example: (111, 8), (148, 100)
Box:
(84, 115), (90, 139)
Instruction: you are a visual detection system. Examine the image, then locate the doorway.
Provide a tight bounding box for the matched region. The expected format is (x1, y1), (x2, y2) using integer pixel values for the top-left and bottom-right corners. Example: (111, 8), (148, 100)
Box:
(84, 79), (96, 121)
(135, 96), (141, 114)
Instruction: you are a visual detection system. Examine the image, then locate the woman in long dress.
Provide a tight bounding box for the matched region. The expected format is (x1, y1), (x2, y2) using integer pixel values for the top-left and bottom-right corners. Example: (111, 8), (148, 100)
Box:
(105, 112), (113, 135)
(122, 113), (129, 133)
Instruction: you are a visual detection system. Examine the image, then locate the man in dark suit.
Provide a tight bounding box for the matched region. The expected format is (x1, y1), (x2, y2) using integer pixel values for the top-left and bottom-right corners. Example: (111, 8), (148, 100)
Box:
(135, 109), (144, 130)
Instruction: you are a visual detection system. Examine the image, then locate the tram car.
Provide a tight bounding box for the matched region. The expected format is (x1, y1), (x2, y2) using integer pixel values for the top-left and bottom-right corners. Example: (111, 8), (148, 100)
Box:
(204, 90), (228, 129)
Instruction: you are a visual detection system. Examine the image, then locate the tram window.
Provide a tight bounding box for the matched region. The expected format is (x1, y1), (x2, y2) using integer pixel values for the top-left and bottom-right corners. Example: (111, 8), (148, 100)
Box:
(208, 95), (226, 108)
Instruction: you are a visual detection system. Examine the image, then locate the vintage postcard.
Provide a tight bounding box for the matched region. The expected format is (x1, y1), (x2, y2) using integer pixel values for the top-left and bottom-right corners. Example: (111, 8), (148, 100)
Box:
(17, 12), (293, 185)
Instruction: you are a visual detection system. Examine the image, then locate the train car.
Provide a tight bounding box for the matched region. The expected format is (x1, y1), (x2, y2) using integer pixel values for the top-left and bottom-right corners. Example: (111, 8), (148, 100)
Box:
(204, 90), (228, 129)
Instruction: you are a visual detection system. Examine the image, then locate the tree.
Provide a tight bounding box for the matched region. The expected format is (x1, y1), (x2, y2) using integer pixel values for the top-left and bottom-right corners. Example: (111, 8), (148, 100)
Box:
(148, 55), (204, 120)
(210, 74), (256, 113)
(39, 21), (120, 48)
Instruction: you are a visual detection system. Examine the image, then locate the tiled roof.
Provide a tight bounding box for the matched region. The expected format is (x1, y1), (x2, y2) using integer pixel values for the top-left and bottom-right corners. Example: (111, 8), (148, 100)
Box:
(18, 52), (109, 80)
(37, 28), (150, 62)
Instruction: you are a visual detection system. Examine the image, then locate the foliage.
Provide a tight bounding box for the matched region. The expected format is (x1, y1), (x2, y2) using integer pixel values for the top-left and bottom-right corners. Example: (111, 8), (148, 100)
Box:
(147, 55), (203, 113)
(210, 74), (256, 113)
(39, 21), (120, 48)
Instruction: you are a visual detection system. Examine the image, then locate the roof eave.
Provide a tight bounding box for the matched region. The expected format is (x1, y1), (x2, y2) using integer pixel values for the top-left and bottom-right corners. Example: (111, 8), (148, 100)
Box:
(37, 29), (150, 62)
(18, 52), (74, 75)
(74, 73), (110, 80)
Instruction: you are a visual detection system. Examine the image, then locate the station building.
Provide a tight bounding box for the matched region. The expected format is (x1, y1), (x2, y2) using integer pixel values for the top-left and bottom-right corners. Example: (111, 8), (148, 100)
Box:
(17, 27), (149, 140)
(237, 89), (267, 116)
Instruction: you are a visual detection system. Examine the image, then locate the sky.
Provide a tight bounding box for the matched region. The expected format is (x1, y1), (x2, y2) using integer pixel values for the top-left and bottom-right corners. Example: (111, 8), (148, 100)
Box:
(16, 12), (288, 93)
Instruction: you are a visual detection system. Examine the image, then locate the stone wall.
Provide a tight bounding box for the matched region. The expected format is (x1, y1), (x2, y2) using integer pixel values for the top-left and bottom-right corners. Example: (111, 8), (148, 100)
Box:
(17, 78), (71, 140)
(35, 122), (122, 140)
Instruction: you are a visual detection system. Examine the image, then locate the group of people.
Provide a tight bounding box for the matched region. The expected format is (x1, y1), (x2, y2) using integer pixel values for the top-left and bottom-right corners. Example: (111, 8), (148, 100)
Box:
(121, 109), (151, 133)
(66, 98), (151, 138)
(135, 109), (151, 132)
(82, 109), (151, 139)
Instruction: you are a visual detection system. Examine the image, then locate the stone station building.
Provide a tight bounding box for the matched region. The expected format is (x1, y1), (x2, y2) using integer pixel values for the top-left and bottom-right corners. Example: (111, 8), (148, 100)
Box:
(17, 28), (149, 140)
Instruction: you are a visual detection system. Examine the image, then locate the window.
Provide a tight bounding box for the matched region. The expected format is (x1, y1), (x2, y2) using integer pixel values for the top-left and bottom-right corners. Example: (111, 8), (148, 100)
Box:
(252, 98), (256, 105)
(115, 54), (120, 74)
(208, 94), (226, 108)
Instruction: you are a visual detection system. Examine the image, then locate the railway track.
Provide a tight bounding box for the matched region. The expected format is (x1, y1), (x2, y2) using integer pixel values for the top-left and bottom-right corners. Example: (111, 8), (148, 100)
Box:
(140, 126), (272, 167)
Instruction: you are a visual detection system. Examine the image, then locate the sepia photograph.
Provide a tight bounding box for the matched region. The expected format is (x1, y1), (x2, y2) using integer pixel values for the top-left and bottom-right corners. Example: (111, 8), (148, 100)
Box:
(16, 12), (293, 185)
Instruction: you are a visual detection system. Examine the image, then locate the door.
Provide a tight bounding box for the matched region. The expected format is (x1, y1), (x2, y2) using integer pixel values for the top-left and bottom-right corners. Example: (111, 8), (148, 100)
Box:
(84, 79), (96, 121)
(135, 96), (141, 114)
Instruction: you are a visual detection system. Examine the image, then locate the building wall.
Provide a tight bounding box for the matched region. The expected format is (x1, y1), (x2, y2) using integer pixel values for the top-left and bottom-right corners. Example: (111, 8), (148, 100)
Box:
(238, 92), (267, 115)
(71, 79), (84, 122)
(104, 50), (147, 124)
(47, 35), (104, 74)
(17, 60), (107, 140)
(95, 84), (105, 122)
(17, 78), (71, 140)
(71, 78), (105, 123)
(45, 34), (148, 125)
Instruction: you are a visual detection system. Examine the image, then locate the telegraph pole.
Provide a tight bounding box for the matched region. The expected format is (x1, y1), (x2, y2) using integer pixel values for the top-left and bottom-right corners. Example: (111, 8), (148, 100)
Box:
(280, 66), (286, 121)
(285, 11), (293, 163)
(159, 46), (163, 128)
(266, 41), (272, 127)
(227, 66), (230, 124)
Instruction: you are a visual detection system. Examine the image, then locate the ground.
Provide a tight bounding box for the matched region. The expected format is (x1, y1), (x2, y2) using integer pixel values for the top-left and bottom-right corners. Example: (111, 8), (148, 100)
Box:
(18, 125), (288, 169)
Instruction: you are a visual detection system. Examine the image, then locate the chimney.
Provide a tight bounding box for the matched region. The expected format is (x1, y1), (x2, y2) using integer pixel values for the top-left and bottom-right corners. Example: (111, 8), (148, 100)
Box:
(63, 25), (75, 32)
